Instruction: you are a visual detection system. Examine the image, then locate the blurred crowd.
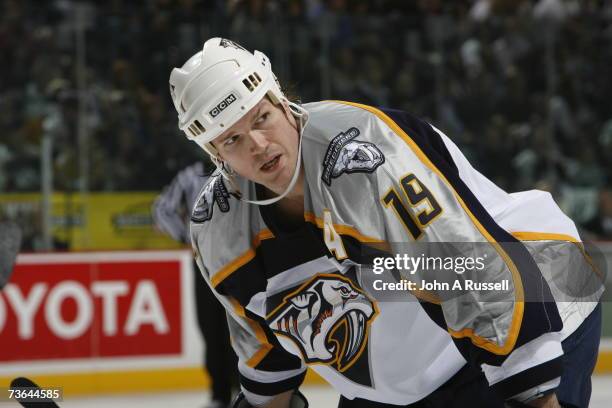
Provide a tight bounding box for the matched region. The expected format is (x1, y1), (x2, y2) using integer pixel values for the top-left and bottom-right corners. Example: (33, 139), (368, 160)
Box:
(1, 0), (611, 238)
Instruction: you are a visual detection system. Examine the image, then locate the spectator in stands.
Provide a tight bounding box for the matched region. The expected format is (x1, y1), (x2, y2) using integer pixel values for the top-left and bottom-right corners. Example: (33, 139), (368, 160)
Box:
(0, 0), (610, 240)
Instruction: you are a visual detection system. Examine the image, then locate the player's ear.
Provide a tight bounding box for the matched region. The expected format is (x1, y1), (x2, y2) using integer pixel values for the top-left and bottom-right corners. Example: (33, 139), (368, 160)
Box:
(279, 99), (297, 128)
(280, 98), (290, 110)
(209, 141), (225, 160)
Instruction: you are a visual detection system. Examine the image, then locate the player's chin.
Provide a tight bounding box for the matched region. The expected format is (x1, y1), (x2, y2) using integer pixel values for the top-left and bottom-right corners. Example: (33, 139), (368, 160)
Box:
(263, 170), (293, 195)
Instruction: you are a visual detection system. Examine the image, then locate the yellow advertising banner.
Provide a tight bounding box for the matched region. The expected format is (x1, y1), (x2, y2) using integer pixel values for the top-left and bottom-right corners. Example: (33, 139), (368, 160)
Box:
(0, 193), (183, 250)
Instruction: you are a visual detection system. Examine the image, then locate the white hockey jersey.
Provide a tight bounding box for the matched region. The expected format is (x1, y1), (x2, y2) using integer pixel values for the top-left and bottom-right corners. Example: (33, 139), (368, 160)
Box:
(190, 101), (599, 405)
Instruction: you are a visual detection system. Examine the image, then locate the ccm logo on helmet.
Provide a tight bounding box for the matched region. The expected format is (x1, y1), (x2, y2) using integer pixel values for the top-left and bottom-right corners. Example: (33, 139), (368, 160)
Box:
(209, 93), (237, 118)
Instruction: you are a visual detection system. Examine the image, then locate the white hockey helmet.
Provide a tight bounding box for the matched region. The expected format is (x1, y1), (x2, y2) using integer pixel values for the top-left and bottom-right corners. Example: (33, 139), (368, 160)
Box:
(169, 38), (285, 152)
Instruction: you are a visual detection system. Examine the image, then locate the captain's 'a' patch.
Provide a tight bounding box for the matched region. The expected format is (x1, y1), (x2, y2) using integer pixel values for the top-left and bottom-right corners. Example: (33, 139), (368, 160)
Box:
(192, 173), (232, 223)
(322, 127), (385, 186)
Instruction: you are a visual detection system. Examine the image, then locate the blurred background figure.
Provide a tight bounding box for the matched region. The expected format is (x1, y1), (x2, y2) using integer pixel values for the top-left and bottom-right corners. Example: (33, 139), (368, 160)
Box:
(0, 217), (22, 288)
(152, 161), (238, 408)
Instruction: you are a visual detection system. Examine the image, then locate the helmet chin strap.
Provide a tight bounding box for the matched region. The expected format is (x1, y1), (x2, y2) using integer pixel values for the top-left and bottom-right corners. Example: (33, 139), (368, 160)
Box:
(242, 101), (309, 206)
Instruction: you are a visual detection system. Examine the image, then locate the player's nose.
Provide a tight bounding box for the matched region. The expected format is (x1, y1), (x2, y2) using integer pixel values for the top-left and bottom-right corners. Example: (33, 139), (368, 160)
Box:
(247, 130), (269, 154)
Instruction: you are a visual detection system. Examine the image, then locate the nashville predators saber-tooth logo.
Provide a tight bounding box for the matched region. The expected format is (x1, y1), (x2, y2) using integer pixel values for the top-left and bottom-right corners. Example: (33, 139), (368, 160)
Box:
(219, 38), (247, 51)
(268, 275), (377, 372)
(333, 141), (383, 177)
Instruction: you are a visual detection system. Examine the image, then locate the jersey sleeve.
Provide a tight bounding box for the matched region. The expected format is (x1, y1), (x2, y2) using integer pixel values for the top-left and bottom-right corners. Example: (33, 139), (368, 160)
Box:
(192, 251), (306, 404)
(364, 105), (564, 403)
(152, 169), (191, 243)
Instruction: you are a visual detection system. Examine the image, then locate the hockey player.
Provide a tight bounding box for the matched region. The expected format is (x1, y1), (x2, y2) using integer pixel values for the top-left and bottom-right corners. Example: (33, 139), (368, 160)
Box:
(168, 38), (602, 408)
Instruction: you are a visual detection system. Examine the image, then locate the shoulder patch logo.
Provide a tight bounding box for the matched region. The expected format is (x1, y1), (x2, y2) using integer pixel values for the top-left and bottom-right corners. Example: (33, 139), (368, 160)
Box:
(322, 127), (385, 186)
(191, 174), (232, 223)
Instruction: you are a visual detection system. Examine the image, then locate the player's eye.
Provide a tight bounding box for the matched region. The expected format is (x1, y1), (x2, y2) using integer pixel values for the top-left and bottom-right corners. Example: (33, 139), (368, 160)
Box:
(223, 134), (240, 147)
(255, 112), (269, 124)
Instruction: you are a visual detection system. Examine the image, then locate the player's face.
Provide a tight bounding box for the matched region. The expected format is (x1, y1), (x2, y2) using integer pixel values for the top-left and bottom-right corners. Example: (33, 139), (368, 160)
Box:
(213, 97), (300, 195)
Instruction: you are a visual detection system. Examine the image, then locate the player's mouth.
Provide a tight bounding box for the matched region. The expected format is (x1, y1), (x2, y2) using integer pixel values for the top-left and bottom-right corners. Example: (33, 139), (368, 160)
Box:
(260, 154), (281, 172)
